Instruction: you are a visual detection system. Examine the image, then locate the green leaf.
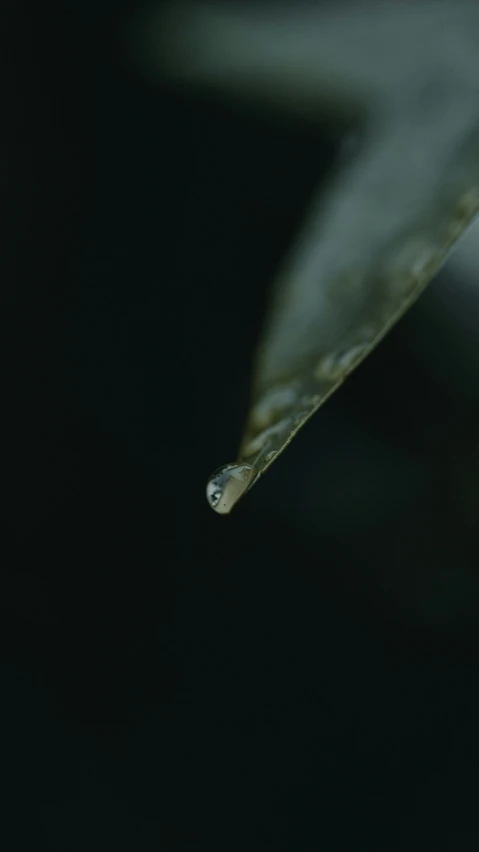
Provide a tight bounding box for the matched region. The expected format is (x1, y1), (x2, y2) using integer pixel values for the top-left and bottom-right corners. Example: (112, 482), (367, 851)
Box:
(133, 1), (479, 512)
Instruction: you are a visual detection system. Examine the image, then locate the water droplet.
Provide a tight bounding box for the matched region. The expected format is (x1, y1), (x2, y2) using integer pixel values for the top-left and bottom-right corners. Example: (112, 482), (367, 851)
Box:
(314, 353), (343, 382)
(314, 343), (370, 382)
(206, 463), (254, 515)
(242, 417), (293, 458)
(250, 385), (297, 430)
(299, 394), (323, 415)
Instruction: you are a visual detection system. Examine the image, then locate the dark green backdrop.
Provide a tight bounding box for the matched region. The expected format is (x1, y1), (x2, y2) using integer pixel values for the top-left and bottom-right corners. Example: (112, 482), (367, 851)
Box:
(2, 1), (479, 849)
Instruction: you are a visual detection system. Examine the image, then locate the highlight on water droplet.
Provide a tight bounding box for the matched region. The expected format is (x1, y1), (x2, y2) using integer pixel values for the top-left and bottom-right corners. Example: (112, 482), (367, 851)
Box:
(206, 463), (254, 515)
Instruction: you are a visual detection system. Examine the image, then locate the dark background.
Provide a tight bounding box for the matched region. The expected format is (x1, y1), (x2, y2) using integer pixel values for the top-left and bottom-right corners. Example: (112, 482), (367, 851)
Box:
(3, 1), (479, 849)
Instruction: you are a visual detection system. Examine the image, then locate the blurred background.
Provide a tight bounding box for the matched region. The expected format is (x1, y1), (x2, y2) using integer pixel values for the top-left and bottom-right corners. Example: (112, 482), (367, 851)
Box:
(3, 0), (479, 849)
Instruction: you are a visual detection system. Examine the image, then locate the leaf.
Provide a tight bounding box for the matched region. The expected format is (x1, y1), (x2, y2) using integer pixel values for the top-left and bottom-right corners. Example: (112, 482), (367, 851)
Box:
(134, 0), (479, 512)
